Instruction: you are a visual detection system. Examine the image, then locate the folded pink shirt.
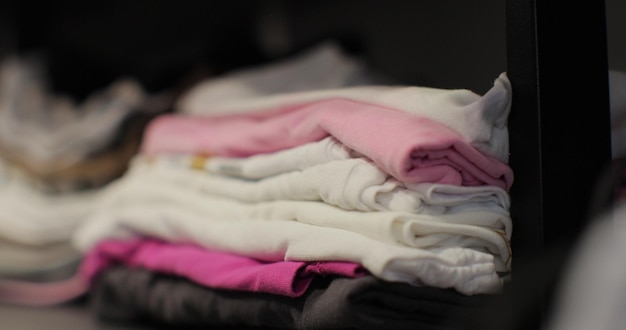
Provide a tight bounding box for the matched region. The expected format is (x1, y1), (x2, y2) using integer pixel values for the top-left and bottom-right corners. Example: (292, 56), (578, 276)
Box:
(142, 98), (513, 189)
(80, 239), (366, 297)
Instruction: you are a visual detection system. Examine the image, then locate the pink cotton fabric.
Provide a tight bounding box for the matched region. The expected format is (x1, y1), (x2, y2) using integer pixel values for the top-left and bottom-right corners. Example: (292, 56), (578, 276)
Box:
(141, 98), (513, 190)
(0, 276), (88, 306)
(80, 239), (366, 297)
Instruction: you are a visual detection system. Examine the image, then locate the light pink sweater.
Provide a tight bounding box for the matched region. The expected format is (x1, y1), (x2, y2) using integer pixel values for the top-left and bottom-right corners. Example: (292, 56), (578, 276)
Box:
(142, 98), (513, 189)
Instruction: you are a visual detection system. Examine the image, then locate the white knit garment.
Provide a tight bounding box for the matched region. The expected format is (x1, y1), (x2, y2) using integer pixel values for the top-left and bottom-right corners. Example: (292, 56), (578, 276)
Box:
(135, 153), (510, 215)
(87, 169), (511, 271)
(204, 137), (357, 179)
(73, 204), (502, 295)
(0, 174), (103, 246)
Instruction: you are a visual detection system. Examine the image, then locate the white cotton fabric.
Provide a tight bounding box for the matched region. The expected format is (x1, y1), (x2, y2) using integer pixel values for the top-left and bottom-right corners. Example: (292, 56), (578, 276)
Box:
(205, 137), (356, 179)
(92, 171), (512, 271)
(0, 177), (102, 246)
(179, 69), (512, 162)
(136, 154), (510, 215)
(72, 205), (502, 295)
(176, 42), (379, 112)
(404, 183), (510, 214)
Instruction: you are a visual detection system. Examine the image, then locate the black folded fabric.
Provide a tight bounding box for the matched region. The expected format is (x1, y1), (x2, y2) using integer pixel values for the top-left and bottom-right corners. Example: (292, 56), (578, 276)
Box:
(92, 266), (491, 330)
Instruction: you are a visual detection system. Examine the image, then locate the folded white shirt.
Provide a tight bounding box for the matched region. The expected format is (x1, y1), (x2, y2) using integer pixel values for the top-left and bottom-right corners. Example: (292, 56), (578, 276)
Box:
(73, 204), (502, 295)
(204, 137), (357, 179)
(96, 172), (512, 271)
(135, 154), (510, 215)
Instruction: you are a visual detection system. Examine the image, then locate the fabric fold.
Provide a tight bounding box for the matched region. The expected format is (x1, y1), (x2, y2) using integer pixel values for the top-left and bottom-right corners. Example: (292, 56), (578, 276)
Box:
(81, 238), (366, 297)
(133, 154), (510, 215)
(96, 174), (511, 270)
(142, 98), (513, 189)
(73, 205), (502, 295)
(93, 266), (491, 330)
(179, 72), (511, 163)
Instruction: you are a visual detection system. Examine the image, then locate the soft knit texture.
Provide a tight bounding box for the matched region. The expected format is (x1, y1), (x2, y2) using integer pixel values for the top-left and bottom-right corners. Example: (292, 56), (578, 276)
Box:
(134, 154), (510, 214)
(178, 73), (512, 163)
(0, 177), (103, 246)
(178, 136), (356, 179)
(81, 238), (366, 297)
(73, 205), (502, 295)
(95, 171), (512, 270)
(93, 266), (491, 330)
(142, 99), (513, 189)
(175, 42), (379, 108)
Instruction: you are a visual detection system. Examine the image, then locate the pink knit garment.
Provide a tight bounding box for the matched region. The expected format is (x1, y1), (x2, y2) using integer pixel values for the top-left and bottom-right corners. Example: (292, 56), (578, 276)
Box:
(80, 239), (366, 297)
(142, 98), (513, 189)
(0, 276), (88, 306)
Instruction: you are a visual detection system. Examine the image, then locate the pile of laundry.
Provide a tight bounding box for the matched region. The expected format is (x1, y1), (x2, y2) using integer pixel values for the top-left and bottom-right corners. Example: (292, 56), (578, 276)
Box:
(0, 54), (169, 304)
(0, 43), (513, 330)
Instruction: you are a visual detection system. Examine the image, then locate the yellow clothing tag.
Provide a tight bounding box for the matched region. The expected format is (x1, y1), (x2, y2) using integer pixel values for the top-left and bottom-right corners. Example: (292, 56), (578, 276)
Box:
(190, 154), (210, 170)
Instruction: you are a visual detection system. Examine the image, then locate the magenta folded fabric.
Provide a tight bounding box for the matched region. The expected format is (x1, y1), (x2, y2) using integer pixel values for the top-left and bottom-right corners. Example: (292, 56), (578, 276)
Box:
(80, 239), (366, 297)
(141, 99), (513, 189)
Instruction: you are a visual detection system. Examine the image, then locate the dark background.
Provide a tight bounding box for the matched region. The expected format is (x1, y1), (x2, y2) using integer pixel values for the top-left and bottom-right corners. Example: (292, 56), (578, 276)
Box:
(0, 0), (509, 99)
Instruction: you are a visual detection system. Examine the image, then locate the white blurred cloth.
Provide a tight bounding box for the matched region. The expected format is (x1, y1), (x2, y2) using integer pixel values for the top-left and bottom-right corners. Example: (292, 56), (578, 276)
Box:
(0, 164), (103, 246)
(0, 55), (165, 170)
(547, 203), (626, 330)
(77, 163), (512, 271)
(139, 151), (510, 215)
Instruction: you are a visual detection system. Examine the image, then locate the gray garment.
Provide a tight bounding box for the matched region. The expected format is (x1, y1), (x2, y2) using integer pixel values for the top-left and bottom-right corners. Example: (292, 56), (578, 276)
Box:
(93, 266), (490, 330)
(0, 238), (81, 281)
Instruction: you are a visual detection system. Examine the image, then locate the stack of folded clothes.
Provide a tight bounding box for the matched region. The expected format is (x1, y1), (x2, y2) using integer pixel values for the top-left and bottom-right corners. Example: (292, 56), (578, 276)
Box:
(69, 43), (514, 329)
(0, 54), (169, 305)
